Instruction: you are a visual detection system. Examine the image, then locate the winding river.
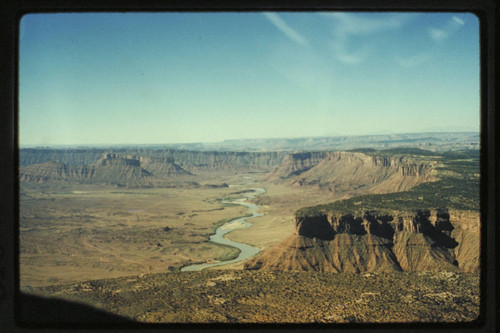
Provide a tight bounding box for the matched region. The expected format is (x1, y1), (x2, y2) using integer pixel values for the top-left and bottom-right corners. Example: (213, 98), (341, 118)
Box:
(180, 187), (265, 272)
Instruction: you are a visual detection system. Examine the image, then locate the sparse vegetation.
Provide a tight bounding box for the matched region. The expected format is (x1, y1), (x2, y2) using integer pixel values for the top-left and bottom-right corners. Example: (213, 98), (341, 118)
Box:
(297, 153), (479, 218)
(25, 270), (480, 323)
(19, 146), (481, 323)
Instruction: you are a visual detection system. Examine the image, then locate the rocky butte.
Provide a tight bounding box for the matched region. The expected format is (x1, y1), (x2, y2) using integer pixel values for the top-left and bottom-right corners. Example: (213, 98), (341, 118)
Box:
(245, 207), (479, 273)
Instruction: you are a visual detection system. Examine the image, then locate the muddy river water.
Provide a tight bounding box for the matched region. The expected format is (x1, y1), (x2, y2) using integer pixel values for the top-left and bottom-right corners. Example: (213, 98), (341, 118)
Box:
(180, 187), (265, 272)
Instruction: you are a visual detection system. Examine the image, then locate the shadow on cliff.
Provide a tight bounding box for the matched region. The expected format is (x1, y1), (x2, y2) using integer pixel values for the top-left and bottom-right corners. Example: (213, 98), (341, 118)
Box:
(415, 210), (459, 249)
(17, 292), (139, 327)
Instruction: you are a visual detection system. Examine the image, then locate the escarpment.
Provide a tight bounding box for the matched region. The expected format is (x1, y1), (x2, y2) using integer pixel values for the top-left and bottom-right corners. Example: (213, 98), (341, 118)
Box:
(19, 153), (191, 185)
(268, 151), (437, 193)
(20, 148), (287, 172)
(245, 209), (479, 273)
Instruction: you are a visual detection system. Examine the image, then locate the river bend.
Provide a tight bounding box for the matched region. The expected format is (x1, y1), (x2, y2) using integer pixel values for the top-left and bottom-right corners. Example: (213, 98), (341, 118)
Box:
(180, 187), (264, 272)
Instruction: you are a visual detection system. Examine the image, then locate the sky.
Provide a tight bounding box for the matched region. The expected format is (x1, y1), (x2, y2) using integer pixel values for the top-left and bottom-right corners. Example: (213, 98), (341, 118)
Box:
(19, 12), (480, 146)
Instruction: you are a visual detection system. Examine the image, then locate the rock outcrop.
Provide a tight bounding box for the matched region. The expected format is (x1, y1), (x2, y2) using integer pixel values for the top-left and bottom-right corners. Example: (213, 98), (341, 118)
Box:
(270, 151), (438, 193)
(19, 153), (191, 185)
(245, 209), (479, 273)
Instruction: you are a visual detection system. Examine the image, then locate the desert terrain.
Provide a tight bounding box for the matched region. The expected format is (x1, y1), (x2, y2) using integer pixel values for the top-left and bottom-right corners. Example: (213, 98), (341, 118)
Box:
(18, 134), (481, 324)
(20, 174), (338, 286)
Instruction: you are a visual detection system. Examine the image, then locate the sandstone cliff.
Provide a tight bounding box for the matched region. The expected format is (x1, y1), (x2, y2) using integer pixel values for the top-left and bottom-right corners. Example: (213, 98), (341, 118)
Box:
(288, 152), (438, 193)
(245, 209), (479, 273)
(19, 153), (191, 185)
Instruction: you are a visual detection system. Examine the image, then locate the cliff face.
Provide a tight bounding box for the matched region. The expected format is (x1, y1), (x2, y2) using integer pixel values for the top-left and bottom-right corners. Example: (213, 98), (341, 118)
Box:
(19, 153), (191, 185)
(19, 149), (286, 172)
(280, 152), (438, 193)
(245, 209), (479, 273)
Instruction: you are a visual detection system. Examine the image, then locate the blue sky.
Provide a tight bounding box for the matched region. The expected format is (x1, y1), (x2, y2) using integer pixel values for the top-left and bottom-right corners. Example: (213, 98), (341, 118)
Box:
(19, 12), (479, 146)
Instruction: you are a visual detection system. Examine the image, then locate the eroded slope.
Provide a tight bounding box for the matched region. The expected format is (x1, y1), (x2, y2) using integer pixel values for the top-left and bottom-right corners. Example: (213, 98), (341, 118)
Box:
(267, 151), (438, 194)
(19, 153), (191, 185)
(245, 209), (479, 273)
(246, 151), (479, 273)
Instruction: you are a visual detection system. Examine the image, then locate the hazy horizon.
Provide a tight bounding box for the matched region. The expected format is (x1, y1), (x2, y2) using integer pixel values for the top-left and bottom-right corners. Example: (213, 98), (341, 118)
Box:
(18, 130), (479, 150)
(19, 12), (480, 146)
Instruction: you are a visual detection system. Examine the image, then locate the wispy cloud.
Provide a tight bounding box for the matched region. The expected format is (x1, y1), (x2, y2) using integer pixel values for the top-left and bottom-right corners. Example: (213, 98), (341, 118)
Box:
(453, 16), (465, 25)
(395, 52), (432, 68)
(323, 12), (407, 35)
(428, 15), (465, 42)
(263, 12), (308, 46)
(321, 12), (410, 65)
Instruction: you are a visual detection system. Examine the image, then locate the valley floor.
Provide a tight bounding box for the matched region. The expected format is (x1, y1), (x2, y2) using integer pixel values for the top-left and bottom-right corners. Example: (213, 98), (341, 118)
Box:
(18, 156), (481, 324)
(19, 172), (346, 287)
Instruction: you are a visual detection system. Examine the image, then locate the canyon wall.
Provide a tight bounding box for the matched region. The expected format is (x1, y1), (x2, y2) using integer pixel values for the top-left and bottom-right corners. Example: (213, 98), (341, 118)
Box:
(245, 209), (479, 273)
(19, 153), (191, 185)
(19, 149), (287, 172)
(269, 151), (438, 193)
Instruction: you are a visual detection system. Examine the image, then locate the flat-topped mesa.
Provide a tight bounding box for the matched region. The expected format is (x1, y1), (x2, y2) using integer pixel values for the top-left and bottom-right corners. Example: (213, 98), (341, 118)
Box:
(246, 208), (479, 273)
(267, 151), (438, 193)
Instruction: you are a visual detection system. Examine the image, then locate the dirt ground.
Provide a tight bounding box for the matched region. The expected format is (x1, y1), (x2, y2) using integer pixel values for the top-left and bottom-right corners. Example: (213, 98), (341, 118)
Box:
(20, 173), (252, 287)
(19, 169), (406, 287)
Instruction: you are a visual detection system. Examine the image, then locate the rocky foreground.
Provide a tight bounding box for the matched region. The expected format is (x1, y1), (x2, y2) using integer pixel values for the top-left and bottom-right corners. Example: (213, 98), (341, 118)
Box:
(22, 270), (480, 324)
